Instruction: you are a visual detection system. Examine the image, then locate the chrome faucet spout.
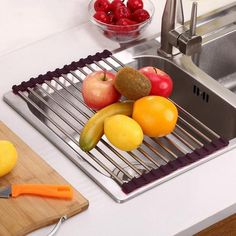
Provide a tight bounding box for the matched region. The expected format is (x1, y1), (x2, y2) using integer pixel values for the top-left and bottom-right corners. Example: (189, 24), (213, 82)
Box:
(160, 0), (184, 56)
(158, 0), (202, 57)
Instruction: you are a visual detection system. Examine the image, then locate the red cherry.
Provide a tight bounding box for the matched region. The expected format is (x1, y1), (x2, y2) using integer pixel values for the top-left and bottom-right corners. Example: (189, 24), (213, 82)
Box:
(105, 18), (140, 39)
(107, 12), (115, 24)
(132, 9), (150, 23)
(94, 0), (110, 13)
(127, 0), (143, 12)
(114, 6), (131, 20)
(116, 18), (137, 26)
(110, 0), (125, 12)
(116, 18), (138, 31)
(93, 11), (110, 24)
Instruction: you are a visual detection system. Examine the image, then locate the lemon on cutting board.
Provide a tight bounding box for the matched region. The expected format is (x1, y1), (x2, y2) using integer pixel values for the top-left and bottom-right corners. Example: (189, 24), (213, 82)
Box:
(0, 140), (18, 177)
(104, 114), (143, 151)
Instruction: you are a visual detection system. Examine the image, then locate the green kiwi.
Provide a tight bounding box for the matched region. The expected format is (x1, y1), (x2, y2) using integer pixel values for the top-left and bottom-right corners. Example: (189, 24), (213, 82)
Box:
(115, 67), (151, 100)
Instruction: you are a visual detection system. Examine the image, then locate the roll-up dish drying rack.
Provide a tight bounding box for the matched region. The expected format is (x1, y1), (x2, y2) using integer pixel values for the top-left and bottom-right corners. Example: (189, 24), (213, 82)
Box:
(4, 50), (229, 202)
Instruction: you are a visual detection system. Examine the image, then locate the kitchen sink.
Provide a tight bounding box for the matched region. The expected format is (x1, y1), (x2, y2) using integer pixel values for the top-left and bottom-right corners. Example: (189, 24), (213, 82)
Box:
(3, 2), (236, 202)
(192, 26), (236, 94)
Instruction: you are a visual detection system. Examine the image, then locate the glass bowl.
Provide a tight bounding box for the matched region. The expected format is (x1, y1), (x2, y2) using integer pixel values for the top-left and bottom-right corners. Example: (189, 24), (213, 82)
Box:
(88, 0), (155, 43)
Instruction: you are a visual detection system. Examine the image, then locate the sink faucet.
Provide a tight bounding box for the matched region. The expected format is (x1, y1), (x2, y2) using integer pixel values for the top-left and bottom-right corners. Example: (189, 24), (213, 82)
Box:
(158, 0), (202, 57)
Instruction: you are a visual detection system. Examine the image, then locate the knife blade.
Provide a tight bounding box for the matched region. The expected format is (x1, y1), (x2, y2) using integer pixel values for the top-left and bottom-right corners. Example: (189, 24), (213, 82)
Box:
(0, 184), (73, 199)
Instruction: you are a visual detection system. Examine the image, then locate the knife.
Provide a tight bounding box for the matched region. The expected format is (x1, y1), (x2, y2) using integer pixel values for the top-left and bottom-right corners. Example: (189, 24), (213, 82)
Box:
(0, 184), (73, 199)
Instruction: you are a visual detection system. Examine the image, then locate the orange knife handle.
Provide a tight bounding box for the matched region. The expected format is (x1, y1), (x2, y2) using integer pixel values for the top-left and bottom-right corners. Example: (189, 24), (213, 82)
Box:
(11, 184), (73, 199)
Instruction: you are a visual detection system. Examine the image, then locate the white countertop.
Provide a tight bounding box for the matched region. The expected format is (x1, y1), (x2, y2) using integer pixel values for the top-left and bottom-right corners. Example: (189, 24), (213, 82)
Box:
(1, 1), (236, 235)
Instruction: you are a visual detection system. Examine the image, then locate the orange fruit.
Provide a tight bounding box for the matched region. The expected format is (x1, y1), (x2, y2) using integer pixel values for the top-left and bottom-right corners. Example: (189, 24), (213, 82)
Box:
(132, 96), (178, 137)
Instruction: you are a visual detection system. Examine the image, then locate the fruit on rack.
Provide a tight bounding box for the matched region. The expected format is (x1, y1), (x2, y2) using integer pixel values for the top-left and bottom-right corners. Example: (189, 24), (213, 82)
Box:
(114, 66), (151, 100)
(104, 114), (143, 151)
(132, 96), (178, 137)
(139, 66), (173, 97)
(0, 140), (18, 177)
(79, 101), (134, 152)
(82, 71), (121, 110)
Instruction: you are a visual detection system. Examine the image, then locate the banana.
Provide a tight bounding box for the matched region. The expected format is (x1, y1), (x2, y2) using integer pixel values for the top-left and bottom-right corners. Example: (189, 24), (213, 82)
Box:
(79, 101), (134, 152)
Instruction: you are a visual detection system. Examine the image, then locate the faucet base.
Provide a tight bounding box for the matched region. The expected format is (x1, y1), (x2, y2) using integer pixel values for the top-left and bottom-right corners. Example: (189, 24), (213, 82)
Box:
(157, 48), (173, 58)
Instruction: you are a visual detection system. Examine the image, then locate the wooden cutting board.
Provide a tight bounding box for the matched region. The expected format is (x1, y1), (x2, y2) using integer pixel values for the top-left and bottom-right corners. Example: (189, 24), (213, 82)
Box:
(0, 121), (89, 236)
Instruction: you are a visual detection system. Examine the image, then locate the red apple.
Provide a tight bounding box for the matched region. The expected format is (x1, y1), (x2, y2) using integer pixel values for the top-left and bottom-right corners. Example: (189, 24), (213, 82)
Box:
(82, 71), (121, 110)
(139, 66), (173, 97)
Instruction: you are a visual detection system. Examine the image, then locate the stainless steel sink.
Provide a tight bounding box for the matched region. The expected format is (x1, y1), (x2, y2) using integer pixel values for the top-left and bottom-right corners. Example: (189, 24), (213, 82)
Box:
(4, 50), (236, 202)
(192, 29), (236, 86)
(192, 21), (236, 93)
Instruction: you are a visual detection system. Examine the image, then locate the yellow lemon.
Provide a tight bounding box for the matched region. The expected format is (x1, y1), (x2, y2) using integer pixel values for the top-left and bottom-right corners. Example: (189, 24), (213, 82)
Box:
(104, 114), (143, 151)
(0, 140), (18, 177)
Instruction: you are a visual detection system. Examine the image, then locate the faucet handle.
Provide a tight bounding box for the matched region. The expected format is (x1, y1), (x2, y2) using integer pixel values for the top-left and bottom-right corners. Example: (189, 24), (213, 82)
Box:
(177, 1), (202, 56)
(189, 2), (198, 37)
(158, 0), (202, 57)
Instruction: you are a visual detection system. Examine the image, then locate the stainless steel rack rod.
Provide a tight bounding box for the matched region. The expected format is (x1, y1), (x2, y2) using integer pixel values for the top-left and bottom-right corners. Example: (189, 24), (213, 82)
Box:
(154, 139), (178, 159)
(172, 131), (196, 151)
(142, 140), (169, 163)
(163, 136), (187, 155)
(170, 98), (220, 139)
(176, 124), (203, 147)
(29, 87), (141, 179)
(43, 81), (90, 119)
(18, 91), (124, 185)
(34, 85), (135, 179)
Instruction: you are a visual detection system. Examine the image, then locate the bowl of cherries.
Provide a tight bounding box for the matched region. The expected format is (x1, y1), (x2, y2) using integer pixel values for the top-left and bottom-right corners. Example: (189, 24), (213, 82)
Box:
(88, 0), (155, 43)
